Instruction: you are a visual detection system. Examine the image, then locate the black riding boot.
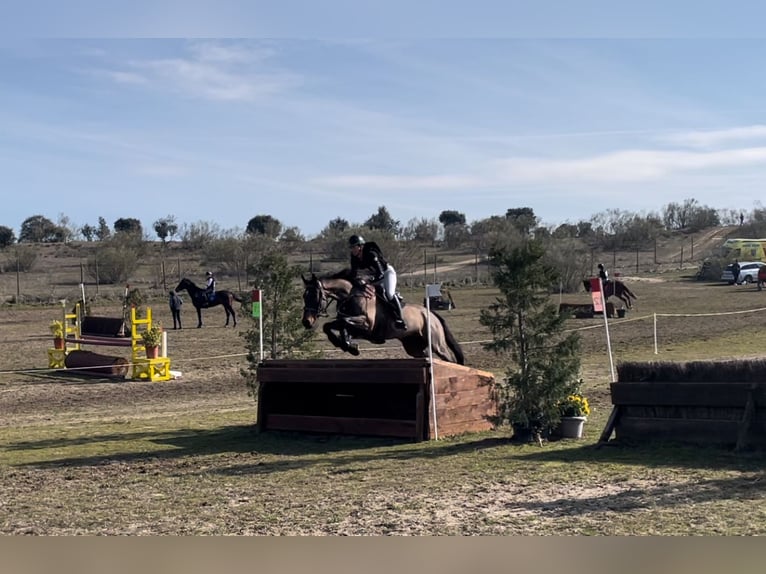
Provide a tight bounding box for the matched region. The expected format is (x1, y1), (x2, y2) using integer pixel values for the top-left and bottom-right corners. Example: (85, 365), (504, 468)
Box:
(390, 296), (407, 330)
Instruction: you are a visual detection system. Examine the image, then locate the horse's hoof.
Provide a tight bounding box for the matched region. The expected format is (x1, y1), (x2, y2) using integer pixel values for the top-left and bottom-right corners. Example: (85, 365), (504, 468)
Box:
(348, 344), (360, 356)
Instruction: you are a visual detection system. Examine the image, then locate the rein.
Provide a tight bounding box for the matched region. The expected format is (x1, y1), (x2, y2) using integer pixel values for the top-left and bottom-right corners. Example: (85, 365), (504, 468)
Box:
(304, 280), (335, 317)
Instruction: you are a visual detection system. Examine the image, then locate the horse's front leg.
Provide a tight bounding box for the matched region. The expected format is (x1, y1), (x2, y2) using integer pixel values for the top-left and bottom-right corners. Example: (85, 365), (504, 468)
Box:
(323, 321), (359, 356)
(196, 307), (203, 328)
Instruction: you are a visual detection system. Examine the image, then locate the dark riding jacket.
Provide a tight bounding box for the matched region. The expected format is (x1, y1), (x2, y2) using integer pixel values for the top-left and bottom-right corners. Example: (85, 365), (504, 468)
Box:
(169, 292), (183, 310)
(350, 241), (388, 282)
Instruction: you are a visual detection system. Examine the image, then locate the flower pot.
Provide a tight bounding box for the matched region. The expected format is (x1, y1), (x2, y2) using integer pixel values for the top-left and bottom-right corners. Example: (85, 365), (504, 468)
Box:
(559, 416), (586, 439)
(53, 337), (65, 350)
(145, 345), (160, 359)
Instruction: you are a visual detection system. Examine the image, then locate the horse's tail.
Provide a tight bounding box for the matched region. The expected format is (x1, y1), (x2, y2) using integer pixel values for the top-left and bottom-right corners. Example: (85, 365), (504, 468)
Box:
(431, 310), (465, 365)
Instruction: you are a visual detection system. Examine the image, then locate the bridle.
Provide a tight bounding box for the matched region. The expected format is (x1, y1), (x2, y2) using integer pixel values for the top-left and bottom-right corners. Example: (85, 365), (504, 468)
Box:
(303, 280), (332, 317)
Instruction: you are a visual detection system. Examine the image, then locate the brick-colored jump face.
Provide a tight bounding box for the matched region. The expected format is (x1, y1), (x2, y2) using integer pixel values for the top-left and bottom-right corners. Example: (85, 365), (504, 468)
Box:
(256, 359), (497, 441)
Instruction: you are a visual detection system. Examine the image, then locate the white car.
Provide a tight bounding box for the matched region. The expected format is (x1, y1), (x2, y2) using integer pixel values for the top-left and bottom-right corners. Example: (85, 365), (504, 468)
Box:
(721, 261), (765, 284)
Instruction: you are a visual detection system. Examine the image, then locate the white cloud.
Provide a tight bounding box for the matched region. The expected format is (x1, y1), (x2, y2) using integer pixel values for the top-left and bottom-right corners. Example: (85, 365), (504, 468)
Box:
(312, 174), (482, 190)
(661, 125), (766, 148)
(499, 147), (766, 183)
(312, 146), (766, 192)
(98, 41), (298, 102)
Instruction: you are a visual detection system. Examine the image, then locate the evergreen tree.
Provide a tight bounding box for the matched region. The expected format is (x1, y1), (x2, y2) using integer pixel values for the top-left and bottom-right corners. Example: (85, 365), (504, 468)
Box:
(96, 217), (111, 241)
(479, 240), (582, 439)
(246, 214), (282, 238)
(241, 252), (318, 398)
(0, 225), (16, 248)
(364, 206), (399, 236)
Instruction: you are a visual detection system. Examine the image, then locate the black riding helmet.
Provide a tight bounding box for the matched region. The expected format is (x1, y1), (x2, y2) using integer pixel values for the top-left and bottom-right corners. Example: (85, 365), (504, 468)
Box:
(348, 235), (365, 247)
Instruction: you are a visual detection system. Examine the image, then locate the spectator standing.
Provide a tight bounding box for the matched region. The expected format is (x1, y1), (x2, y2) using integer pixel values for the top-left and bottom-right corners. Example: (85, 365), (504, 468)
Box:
(169, 290), (183, 329)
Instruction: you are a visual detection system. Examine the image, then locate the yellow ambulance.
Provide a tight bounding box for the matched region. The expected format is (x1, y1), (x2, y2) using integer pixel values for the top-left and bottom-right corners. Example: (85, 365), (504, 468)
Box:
(720, 238), (766, 261)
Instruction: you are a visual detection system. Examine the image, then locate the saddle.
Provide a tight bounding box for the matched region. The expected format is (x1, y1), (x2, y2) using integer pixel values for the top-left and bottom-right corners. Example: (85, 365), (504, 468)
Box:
(352, 279), (404, 309)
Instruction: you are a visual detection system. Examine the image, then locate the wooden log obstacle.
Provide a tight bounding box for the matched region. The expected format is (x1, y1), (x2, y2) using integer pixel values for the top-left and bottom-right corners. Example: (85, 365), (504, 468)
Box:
(256, 359), (497, 441)
(47, 302), (171, 382)
(599, 360), (766, 450)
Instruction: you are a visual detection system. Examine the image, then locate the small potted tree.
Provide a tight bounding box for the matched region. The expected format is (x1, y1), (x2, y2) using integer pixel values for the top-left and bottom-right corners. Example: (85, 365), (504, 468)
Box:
(140, 323), (163, 359)
(49, 320), (65, 350)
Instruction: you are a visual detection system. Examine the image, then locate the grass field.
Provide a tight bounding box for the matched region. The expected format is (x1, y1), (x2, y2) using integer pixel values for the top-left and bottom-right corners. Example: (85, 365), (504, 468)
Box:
(1, 241), (766, 534)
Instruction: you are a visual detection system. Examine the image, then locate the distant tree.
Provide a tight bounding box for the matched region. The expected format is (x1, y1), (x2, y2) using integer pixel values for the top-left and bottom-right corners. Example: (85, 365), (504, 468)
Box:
(438, 210), (466, 227)
(552, 223), (579, 239)
(80, 224), (96, 242)
(56, 213), (78, 242)
(279, 226), (305, 246)
(326, 217), (349, 234)
(470, 216), (520, 251)
(114, 217), (143, 235)
(246, 214), (282, 238)
(401, 217), (439, 244)
(662, 198), (720, 232)
(9, 245), (38, 271)
(0, 225), (16, 248)
(86, 240), (141, 284)
(589, 208), (663, 250)
(443, 223), (470, 249)
(202, 236), (247, 281)
(364, 206), (399, 236)
(540, 235), (591, 293)
(19, 215), (58, 243)
(180, 221), (221, 250)
(96, 217), (111, 241)
(505, 207), (537, 236)
(153, 215), (179, 244)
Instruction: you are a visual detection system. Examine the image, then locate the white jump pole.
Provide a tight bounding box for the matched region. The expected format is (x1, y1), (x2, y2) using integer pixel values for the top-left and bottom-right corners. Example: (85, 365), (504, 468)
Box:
(425, 284), (438, 440)
(653, 312), (658, 355)
(600, 278), (616, 382)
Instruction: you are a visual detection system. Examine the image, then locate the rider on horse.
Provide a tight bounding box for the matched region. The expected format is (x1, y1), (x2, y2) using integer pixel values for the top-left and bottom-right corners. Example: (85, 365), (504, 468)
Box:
(204, 271), (216, 303)
(597, 263), (610, 296)
(348, 235), (406, 330)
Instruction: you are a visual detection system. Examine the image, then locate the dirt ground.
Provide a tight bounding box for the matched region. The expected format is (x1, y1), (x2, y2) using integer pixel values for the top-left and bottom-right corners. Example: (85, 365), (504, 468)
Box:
(3, 266), (766, 534)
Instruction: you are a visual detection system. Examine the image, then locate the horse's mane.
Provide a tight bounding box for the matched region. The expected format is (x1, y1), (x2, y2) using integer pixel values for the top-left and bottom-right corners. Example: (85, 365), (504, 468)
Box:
(324, 268), (355, 281)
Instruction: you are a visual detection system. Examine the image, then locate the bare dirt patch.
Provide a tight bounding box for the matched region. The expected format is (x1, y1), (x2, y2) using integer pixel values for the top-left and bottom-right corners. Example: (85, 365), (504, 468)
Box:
(2, 254), (766, 534)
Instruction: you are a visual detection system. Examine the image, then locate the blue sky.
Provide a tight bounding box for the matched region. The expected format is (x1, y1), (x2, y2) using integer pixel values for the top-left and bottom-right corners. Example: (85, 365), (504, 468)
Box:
(4, 6), (766, 237)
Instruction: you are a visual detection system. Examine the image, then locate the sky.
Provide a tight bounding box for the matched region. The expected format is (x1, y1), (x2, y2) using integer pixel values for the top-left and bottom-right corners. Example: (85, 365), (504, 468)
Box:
(4, 3), (766, 238)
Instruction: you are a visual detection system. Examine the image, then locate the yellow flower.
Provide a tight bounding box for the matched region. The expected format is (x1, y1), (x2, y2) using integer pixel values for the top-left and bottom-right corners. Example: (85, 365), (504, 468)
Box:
(49, 320), (65, 338)
(559, 393), (590, 417)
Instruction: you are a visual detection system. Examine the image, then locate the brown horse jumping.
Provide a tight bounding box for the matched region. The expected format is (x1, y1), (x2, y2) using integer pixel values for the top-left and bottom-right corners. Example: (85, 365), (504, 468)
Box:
(175, 278), (243, 328)
(301, 273), (464, 364)
(582, 278), (637, 309)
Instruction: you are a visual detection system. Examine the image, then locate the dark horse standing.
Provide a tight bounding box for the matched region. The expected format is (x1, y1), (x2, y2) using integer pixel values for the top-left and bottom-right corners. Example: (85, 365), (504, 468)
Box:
(301, 273), (465, 364)
(175, 278), (243, 328)
(583, 278), (637, 309)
